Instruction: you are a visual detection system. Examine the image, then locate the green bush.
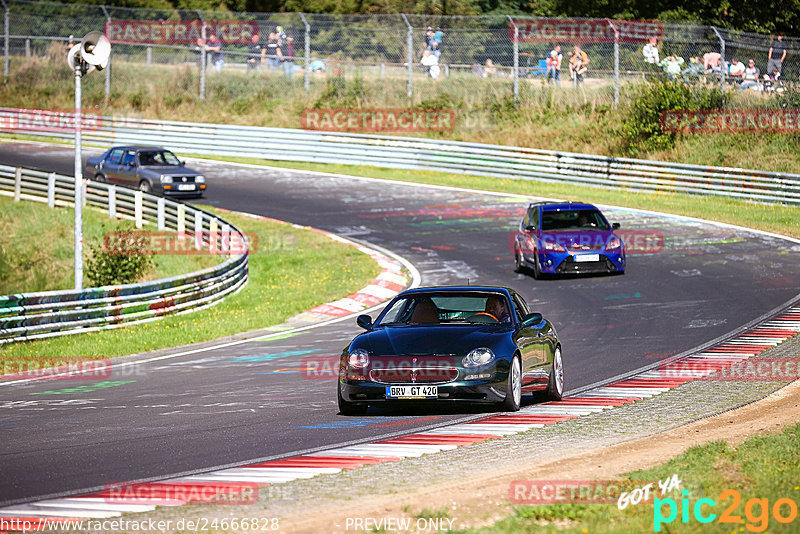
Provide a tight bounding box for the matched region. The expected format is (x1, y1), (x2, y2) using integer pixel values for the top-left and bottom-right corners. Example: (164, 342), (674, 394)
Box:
(618, 80), (724, 155)
(85, 223), (154, 287)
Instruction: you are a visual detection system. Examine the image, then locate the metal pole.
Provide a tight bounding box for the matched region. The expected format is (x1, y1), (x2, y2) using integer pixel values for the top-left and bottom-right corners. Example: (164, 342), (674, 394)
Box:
(100, 5), (111, 101)
(2, 0), (9, 83)
(401, 14), (412, 100)
(74, 65), (83, 290)
(299, 13), (310, 95)
(197, 10), (206, 100)
(508, 16), (518, 103)
(711, 26), (725, 98)
(607, 19), (619, 109)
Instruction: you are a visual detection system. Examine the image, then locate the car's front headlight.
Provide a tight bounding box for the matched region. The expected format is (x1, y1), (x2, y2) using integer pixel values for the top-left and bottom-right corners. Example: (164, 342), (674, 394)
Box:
(347, 349), (370, 369)
(463, 348), (495, 368)
(195, 175), (205, 184)
(606, 236), (622, 250)
(160, 175), (173, 183)
(543, 240), (565, 252)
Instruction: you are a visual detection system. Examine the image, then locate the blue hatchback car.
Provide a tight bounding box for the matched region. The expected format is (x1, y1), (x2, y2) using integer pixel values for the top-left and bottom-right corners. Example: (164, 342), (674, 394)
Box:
(513, 201), (625, 278)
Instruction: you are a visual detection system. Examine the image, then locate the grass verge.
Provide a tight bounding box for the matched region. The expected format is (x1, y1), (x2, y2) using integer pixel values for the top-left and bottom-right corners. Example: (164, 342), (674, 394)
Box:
(472, 422), (800, 533)
(198, 156), (800, 240)
(0, 206), (380, 366)
(0, 195), (218, 294)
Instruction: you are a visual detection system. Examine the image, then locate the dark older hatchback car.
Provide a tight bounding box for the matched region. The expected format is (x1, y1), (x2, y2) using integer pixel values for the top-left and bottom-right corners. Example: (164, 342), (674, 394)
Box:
(86, 146), (206, 198)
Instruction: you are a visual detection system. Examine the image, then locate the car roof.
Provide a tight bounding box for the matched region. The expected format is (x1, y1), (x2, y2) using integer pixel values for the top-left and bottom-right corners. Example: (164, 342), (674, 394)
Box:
(107, 146), (170, 152)
(397, 286), (516, 300)
(529, 201), (599, 211)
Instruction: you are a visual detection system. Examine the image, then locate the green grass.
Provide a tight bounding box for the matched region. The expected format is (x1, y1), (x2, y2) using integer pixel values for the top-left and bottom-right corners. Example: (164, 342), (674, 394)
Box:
(468, 423), (800, 533)
(198, 156), (800, 240)
(0, 206), (380, 366)
(0, 195), (218, 294)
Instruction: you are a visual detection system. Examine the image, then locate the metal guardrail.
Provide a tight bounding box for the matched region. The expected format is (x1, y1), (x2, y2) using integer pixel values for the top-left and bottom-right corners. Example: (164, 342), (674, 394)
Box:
(3, 109), (798, 205)
(0, 163), (249, 343)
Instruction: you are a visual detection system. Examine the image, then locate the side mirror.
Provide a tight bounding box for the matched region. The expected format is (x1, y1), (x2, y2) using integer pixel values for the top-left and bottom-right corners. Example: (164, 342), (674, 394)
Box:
(520, 312), (543, 328)
(180, 160), (186, 166)
(356, 314), (373, 330)
(612, 222), (621, 230)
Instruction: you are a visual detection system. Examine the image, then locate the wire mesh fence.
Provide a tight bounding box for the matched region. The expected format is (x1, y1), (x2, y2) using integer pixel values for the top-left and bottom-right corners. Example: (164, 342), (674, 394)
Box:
(2, 0), (799, 109)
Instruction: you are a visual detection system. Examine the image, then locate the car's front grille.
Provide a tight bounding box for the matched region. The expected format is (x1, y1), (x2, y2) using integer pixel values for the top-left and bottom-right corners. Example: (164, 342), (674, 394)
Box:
(556, 256), (616, 273)
(171, 176), (195, 183)
(369, 366), (459, 384)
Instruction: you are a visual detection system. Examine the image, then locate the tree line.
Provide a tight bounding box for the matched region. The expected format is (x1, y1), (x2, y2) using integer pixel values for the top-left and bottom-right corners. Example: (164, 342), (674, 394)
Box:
(58, 0), (800, 36)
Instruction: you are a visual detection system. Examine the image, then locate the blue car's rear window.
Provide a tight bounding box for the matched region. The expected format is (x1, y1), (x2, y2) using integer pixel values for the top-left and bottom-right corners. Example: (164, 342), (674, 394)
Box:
(541, 209), (609, 231)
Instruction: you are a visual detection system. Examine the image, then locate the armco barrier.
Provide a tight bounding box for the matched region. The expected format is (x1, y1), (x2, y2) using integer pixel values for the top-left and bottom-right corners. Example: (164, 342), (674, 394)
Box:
(2, 109), (799, 205)
(0, 164), (248, 343)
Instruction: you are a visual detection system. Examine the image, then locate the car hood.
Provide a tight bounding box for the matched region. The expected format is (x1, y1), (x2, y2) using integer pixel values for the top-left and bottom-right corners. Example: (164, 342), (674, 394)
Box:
(141, 166), (202, 176)
(354, 324), (512, 356)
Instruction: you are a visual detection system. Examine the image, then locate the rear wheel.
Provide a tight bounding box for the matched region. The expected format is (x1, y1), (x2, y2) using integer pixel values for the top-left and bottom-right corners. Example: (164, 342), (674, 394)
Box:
(138, 180), (152, 193)
(94, 173), (106, 183)
(546, 347), (564, 401)
(338, 382), (367, 416)
(501, 356), (522, 412)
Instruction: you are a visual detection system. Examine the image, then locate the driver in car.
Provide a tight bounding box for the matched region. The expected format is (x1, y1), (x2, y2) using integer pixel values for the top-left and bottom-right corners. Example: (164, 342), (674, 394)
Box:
(483, 295), (512, 323)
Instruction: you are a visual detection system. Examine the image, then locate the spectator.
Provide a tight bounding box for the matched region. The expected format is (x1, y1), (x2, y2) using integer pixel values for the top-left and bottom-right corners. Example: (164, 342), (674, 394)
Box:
(728, 57), (746, 79)
(429, 40), (441, 58)
(429, 28), (443, 58)
(246, 34), (263, 74)
(310, 59), (325, 72)
(420, 49), (440, 79)
(660, 55), (684, 80)
(763, 66), (783, 93)
(279, 36), (295, 77)
(192, 37), (204, 66)
(681, 56), (704, 82)
(546, 45), (562, 86)
(423, 27), (434, 49)
(642, 37), (659, 66)
(569, 45), (589, 85)
(266, 30), (280, 70)
(546, 50), (560, 86)
(205, 34), (223, 72)
(703, 51), (722, 76)
(740, 59), (760, 90)
(767, 34), (787, 76)
(483, 58), (497, 77)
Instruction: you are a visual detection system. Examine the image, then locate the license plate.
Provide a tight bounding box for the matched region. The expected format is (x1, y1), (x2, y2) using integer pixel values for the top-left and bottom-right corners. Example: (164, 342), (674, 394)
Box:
(177, 184), (195, 191)
(575, 254), (600, 262)
(385, 385), (438, 399)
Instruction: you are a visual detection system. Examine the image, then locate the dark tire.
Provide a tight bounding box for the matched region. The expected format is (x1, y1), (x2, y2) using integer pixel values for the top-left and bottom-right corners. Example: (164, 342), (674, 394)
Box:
(338, 382), (367, 416)
(514, 245), (525, 273)
(500, 356), (522, 412)
(138, 180), (152, 193)
(532, 251), (542, 280)
(546, 347), (564, 401)
(94, 173), (107, 183)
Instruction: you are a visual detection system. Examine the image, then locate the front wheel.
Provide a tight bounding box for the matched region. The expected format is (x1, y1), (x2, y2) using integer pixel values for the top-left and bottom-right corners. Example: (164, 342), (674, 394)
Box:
(500, 356), (522, 411)
(546, 347), (564, 401)
(338, 382), (367, 416)
(94, 173), (107, 183)
(514, 246), (524, 273)
(138, 180), (152, 193)
(532, 251), (543, 280)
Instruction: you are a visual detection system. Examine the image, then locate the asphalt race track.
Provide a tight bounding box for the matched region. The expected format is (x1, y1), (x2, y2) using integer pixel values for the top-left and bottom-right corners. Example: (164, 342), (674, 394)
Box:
(2, 142), (800, 505)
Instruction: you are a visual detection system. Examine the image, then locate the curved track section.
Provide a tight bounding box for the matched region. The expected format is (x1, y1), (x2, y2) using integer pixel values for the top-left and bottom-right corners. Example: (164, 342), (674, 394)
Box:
(1, 142), (799, 505)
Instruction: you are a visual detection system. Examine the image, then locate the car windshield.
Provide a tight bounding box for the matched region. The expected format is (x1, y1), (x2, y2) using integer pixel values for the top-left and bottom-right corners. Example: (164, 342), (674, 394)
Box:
(138, 150), (182, 166)
(541, 209), (609, 231)
(377, 293), (512, 326)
